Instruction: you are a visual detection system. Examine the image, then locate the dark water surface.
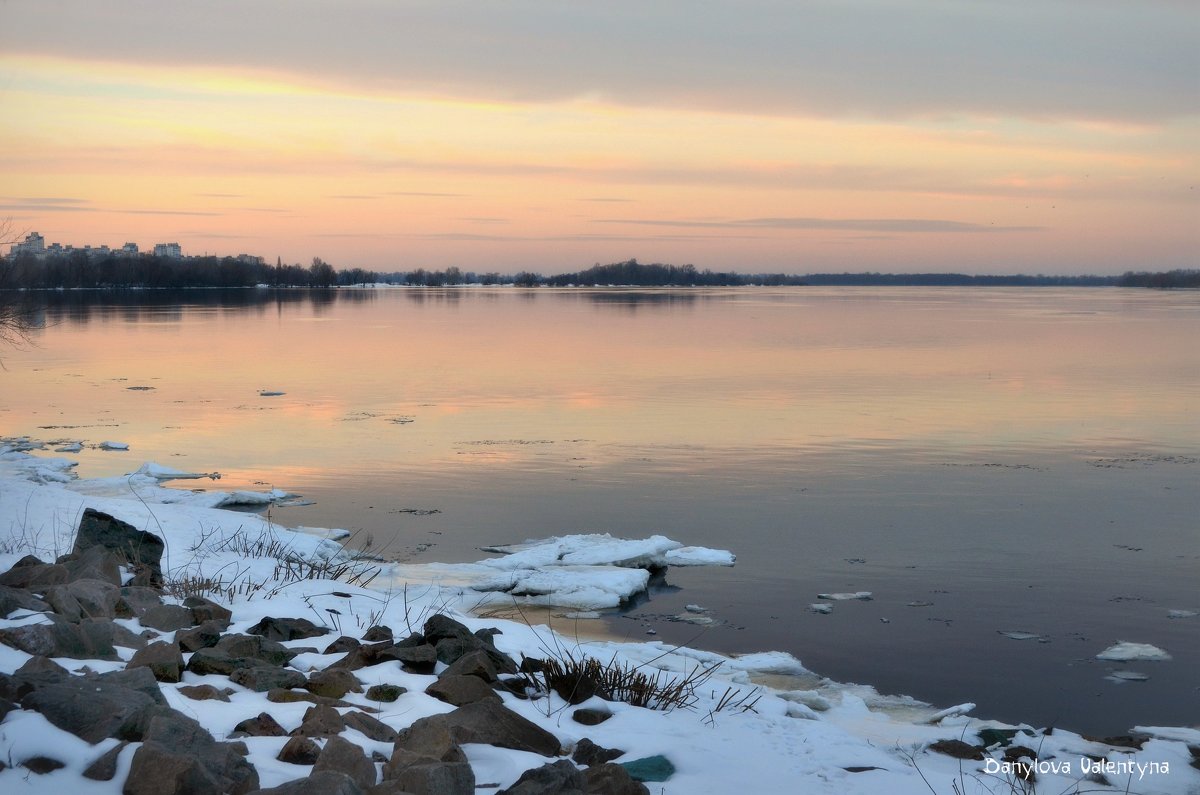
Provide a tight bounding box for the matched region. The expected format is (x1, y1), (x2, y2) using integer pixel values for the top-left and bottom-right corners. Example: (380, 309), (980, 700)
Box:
(3, 286), (1197, 735)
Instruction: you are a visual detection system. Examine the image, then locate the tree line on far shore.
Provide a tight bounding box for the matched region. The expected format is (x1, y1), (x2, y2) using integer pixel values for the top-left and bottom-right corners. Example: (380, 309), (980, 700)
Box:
(1, 250), (1196, 290)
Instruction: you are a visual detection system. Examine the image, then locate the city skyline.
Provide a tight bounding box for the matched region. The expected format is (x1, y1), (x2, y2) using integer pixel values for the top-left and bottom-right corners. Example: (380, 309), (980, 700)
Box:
(1, 1), (1197, 275)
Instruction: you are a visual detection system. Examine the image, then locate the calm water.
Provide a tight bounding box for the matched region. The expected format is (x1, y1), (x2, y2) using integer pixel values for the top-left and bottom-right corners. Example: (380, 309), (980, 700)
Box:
(3, 286), (1198, 735)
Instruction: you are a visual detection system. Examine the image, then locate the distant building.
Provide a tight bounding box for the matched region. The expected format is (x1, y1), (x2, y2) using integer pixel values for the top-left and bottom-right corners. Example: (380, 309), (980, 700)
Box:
(120, 242), (139, 256)
(9, 232), (45, 257)
(236, 253), (264, 266)
(153, 242), (182, 258)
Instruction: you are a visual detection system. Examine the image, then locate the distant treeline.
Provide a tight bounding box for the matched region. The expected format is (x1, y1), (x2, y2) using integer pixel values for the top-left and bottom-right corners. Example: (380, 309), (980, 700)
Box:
(2, 250), (1196, 290)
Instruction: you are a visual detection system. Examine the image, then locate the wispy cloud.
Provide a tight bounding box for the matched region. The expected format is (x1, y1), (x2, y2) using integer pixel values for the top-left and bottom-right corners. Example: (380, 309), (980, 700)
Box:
(594, 217), (1043, 233)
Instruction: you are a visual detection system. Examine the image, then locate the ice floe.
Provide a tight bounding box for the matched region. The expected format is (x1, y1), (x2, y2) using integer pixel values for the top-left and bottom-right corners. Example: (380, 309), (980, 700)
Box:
(817, 591), (872, 601)
(1096, 641), (1172, 661)
(97, 440), (129, 450)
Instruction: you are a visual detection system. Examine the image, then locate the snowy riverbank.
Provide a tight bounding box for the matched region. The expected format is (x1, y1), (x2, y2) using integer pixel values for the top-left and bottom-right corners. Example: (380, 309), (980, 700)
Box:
(1, 440), (1197, 794)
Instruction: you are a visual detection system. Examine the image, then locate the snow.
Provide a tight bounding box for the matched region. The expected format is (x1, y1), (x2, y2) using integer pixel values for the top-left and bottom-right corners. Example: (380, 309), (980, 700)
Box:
(97, 441), (129, 451)
(1096, 642), (1173, 661)
(2, 442), (1199, 794)
(817, 591), (873, 601)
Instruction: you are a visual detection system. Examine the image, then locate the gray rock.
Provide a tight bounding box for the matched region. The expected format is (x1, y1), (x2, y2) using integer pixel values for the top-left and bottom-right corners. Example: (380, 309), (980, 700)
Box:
(21, 756), (66, 775)
(217, 633), (294, 665)
(141, 604), (197, 632)
(425, 675), (502, 707)
(118, 586), (166, 617)
(343, 710), (398, 743)
(73, 508), (164, 587)
(185, 647), (259, 676)
(230, 665), (307, 692)
(405, 700), (562, 757)
(247, 616), (330, 642)
(178, 684), (232, 702)
(292, 704), (346, 737)
(315, 735), (378, 790)
(19, 668), (165, 742)
(0, 583), (50, 618)
(0, 560), (69, 591)
(59, 545), (123, 586)
(81, 616), (147, 651)
(572, 738), (624, 766)
(584, 764), (651, 795)
(128, 640), (185, 683)
(572, 707), (612, 726)
(277, 735), (322, 766)
(252, 771), (367, 795)
(232, 712), (288, 737)
(364, 684), (406, 703)
(376, 643), (437, 674)
(123, 711), (259, 795)
(0, 616), (120, 659)
(383, 757), (474, 795)
(83, 741), (129, 781)
(361, 625), (393, 643)
(323, 635), (361, 654)
(422, 614), (474, 644)
(306, 667), (362, 699)
(175, 619), (225, 652)
(182, 595), (232, 626)
(497, 760), (586, 794)
(267, 688), (358, 709)
(440, 649), (499, 682)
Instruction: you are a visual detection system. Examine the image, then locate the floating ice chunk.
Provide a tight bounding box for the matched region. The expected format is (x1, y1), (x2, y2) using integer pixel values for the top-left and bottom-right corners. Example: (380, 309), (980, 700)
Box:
(1166, 609), (1197, 619)
(729, 651), (808, 676)
(817, 591), (872, 601)
(560, 611), (602, 620)
(53, 443), (83, 453)
(664, 546), (735, 566)
(473, 564), (652, 610)
(925, 702), (975, 724)
(98, 441), (129, 450)
(259, 390), (285, 397)
(674, 613), (715, 625)
(685, 604), (707, 613)
(1105, 671), (1150, 683)
(134, 462), (221, 480)
(809, 603), (833, 614)
(1096, 641), (1171, 661)
(998, 630), (1046, 641)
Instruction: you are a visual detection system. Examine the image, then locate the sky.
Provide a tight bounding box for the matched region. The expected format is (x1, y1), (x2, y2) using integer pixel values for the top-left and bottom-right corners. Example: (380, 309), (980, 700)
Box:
(0, 0), (1197, 275)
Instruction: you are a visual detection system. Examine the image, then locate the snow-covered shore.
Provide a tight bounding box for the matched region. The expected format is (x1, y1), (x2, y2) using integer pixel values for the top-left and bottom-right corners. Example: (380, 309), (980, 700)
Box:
(2, 440), (1197, 794)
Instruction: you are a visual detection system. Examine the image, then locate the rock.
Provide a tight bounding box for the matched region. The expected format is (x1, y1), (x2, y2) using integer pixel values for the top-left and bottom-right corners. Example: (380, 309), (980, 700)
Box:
(176, 619), (226, 651)
(252, 771), (367, 795)
(403, 700), (562, 757)
(343, 710), (399, 742)
(216, 633), (293, 665)
(83, 741), (129, 781)
(82, 616), (147, 651)
(73, 508), (164, 587)
(585, 763), (651, 795)
(422, 614), (475, 645)
(59, 545), (123, 586)
(119, 585), (166, 617)
(1, 617), (120, 660)
(364, 684), (405, 703)
(178, 684), (232, 702)
(186, 648), (259, 676)
(248, 616), (331, 642)
(128, 640), (185, 683)
(277, 735), (323, 766)
(0, 583), (51, 617)
(619, 755), (676, 783)
(928, 739), (986, 761)
(425, 675), (502, 707)
(230, 665), (308, 692)
(21, 756), (66, 774)
(292, 704), (346, 737)
(267, 689), (360, 710)
(323, 635), (361, 654)
(183, 595), (232, 626)
(315, 735), (378, 790)
(571, 707), (612, 726)
(43, 578), (122, 622)
(383, 755), (474, 795)
(497, 760), (586, 794)
(123, 711), (259, 795)
(375, 643), (438, 674)
(0, 560), (69, 591)
(233, 712), (288, 737)
(141, 604), (197, 632)
(19, 667), (165, 743)
(362, 625), (393, 643)
(306, 668), (363, 699)
(572, 738), (624, 766)
(440, 649), (500, 682)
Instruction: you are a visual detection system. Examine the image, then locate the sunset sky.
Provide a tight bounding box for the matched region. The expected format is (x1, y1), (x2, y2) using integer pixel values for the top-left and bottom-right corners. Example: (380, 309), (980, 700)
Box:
(1, 1), (1196, 274)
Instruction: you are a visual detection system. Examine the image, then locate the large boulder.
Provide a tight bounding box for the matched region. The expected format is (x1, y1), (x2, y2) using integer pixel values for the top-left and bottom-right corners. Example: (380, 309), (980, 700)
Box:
(230, 665), (307, 692)
(19, 666), (166, 743)
(128, 640), (185, 683)
(247, 616), (330, 642)
(216, 633), (294, 665)
(0, 557), (69, 590)
(0, 584), (50, 618)
(399, 700), (561, 757)
(141, 604), (197, 632)
(43, 578), (123, 622)
(250, 771), (365, 795)
(0, 615), (140, 660)
(425, 675), (501, 707)
(313, 735), (377, 790)
(123, 711), (259, 795)
(305, 668), (362, 699)
(73, 508), (165, 587)
(58, 545), (123, 586)
(497, 760), (586, 795)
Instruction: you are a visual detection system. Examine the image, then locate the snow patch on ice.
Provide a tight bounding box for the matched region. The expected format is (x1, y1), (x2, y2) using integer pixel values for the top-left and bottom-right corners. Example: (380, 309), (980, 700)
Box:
(1096, 642), (1172, 661)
